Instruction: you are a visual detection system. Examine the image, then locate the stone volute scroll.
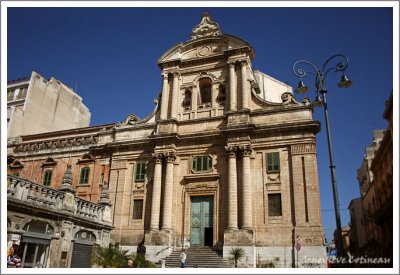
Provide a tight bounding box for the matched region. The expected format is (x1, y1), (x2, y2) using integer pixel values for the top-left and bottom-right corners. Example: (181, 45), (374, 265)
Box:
(191, 12), (222, 40)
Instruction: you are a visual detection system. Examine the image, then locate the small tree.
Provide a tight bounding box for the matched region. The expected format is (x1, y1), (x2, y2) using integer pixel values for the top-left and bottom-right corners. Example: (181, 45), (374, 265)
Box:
(91, 244), (129, 268)
(229, 247), (246, 268)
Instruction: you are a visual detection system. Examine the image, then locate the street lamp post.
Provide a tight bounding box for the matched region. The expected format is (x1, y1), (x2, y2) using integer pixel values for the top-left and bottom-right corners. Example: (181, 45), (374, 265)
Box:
(292, 54), (352, 258)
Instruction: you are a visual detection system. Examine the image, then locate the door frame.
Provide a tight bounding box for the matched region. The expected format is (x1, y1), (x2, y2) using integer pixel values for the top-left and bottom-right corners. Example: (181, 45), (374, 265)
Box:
(182, 175), (220, 248)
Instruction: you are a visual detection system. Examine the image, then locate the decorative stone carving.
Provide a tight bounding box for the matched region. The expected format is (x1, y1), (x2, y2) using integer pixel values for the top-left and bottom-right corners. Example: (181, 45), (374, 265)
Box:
(191, 12), (222, 40)
(165, 151), (176, 163)
(98, 182), (111, 206)
(58, 164), (75, 194)
(239, 144), (252, 157)
(124, 113), (140, 125)
(291, 143), (316, 155)
(9, 159), (24, 169)
(152, 153), (164, 164)
(303, 97), (312, 106)
(197, 46), (212, 57)
(225, 145), (238, 158)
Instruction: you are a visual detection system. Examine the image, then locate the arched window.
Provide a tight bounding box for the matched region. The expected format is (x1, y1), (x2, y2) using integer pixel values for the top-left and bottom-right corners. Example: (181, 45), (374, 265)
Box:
(199, 78), (212, 105)
(75, 230), (96, 243)
(23, 221), (54, 235)
(21, 221), (54, 268)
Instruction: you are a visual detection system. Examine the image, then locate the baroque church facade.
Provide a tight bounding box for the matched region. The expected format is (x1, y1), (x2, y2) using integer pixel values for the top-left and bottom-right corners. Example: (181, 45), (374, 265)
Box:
(7, 13), (326, 267)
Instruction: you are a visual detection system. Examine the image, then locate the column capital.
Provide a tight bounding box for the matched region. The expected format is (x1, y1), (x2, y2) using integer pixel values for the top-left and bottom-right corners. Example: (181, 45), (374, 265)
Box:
(161, 73), (169, 79)
(239, 59), (248, 66)
(225, 145), (238, 158)
(227, 60), (237, 65)
(152, 153), (164, 164)
(239, 144), (252, 157)
(165, 151), (176, 163)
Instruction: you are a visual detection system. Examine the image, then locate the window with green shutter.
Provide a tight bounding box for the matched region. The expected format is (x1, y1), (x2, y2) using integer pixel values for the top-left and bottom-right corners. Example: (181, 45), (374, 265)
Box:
(135, 162), (146, 182)
(43, 170), (52, 186)
(266, 152), (280, 173)
(192, 156), (212, 173)
(79, 167), (90, 184)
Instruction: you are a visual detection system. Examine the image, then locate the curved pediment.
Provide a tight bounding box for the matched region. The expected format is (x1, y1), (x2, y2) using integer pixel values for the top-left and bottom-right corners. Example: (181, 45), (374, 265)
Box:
(158, 34), (253, 65)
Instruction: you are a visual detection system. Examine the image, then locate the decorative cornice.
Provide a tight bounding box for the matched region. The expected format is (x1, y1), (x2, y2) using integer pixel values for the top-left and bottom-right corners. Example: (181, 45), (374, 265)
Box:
(12, 135), (99, 153)
(291, 143), (316, 155)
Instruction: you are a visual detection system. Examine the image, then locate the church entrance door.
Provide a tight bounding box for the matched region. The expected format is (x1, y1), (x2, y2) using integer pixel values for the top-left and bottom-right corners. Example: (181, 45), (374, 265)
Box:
(190, 196), (213, 246)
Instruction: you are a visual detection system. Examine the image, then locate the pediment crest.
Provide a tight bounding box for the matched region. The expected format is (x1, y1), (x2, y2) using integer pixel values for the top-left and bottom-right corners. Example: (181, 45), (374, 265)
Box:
(191, 12), (222, 40)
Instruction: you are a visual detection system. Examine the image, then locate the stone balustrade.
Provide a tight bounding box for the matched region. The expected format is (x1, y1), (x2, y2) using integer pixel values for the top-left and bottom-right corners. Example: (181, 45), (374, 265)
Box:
(7, 174), (110, 225)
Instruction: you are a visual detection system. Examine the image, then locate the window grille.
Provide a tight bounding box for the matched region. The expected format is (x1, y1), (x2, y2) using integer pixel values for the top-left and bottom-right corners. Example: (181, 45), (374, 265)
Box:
(268, 193), (282, 217)
(133, 199), (144, 219)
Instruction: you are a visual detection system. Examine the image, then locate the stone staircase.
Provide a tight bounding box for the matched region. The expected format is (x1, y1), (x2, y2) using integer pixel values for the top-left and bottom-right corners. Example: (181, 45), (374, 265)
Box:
(161, 246), (232, 268)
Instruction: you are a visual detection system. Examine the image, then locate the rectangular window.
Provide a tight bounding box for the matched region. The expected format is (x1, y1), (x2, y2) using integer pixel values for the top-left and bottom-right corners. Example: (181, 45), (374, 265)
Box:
(266, 152), (280, 172)
(268, 193), (282, 217)
(135, 162), (146, 181)
(79, 167), (90, 184)
(43, 170), (52, 186)
(192, 156), (212, 173)
(133, 199), (144, 219)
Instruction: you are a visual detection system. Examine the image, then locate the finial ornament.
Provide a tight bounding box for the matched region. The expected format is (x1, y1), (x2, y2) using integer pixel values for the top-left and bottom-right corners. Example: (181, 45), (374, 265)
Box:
(58, 164), (75, 193)
(191, 13), (222, 40)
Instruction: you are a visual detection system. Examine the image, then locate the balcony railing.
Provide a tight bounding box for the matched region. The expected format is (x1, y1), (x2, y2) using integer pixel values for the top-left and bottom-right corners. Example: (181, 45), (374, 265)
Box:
(7, 174), (111, 225)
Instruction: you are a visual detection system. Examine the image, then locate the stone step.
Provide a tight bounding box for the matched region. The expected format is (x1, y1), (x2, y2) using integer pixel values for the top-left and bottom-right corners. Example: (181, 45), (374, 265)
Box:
(160, 246), (232, 268)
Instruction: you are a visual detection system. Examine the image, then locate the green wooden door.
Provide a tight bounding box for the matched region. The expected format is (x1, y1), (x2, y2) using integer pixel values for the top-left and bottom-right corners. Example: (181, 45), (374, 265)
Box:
(190, 196), (213, 246)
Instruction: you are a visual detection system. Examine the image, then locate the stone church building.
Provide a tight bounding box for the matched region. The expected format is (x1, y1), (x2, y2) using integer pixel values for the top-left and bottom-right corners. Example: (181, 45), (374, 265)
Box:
(7, 13), (326, 267)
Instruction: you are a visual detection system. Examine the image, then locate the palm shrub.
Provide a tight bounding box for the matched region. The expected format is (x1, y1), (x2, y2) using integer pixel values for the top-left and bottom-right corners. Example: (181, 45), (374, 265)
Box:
(133, 253), (156, 268)
(91, 244), (129, 268)
(229, 247), (246, 268)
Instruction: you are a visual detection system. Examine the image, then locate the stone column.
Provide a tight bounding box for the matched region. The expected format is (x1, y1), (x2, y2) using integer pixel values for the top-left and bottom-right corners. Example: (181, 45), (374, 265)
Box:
(150, 153), (163, 230)
(162, 151), (176, 231)
(171, 73), (179, 119)
(241, 60), (249, 109)
(226, 145), (238, 230)
(229, 62), (237, 111)
(240, 144), (253, 229)
(160, 73), (169, 120)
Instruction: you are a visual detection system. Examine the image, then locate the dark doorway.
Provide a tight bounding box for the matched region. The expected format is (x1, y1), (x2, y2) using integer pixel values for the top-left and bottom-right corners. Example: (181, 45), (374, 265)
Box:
(204, 227), (213, 247)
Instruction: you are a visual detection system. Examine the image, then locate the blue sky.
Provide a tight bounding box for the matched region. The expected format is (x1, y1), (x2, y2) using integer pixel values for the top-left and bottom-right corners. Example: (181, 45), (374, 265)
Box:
(6, 6), (394, 242)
